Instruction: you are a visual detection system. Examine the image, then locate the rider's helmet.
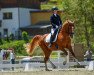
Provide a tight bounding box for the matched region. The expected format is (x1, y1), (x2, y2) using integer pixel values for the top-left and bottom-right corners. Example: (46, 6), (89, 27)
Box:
(51, 6), (58, 11)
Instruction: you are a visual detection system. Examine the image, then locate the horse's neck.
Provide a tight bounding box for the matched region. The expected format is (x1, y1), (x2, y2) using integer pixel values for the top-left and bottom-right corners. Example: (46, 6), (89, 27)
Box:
(59, 25), (69, 37)
(60, 26), (67, 33)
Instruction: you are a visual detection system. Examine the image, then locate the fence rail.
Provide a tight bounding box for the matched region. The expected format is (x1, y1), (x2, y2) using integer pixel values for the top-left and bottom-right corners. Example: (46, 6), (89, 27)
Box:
(0, 61), (89, 71)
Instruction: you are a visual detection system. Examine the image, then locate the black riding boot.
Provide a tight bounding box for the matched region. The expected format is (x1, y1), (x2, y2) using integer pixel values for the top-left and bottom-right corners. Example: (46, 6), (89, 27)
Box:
(48, 35), (53, 48)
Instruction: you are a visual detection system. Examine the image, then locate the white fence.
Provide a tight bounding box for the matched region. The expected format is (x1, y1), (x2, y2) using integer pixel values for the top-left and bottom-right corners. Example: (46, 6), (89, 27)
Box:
(0, 61), (89, 71)
(0, 53), (93, 71)
(0, 63), (24, 69)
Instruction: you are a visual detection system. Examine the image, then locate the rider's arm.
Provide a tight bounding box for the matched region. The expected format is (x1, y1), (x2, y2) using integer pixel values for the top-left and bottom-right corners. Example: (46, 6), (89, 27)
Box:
(50, 16), (56, 28)
(58, 15), (62, 26)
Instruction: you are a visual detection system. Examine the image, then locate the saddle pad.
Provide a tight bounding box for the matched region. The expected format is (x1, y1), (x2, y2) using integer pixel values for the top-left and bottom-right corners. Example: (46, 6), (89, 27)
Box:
(45, 33), (58, 43)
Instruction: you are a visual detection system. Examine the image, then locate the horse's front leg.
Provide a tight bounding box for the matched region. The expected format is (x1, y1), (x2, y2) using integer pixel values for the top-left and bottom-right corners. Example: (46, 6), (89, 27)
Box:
(61, 49), (68, 65)
(68, 46), (80, 65)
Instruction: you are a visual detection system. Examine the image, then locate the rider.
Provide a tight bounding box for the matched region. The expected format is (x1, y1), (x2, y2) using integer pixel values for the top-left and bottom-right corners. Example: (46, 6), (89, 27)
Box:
(48, 6), (62, 48)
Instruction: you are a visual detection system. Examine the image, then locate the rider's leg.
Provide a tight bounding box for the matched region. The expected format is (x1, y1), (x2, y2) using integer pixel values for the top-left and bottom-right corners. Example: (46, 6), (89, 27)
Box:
(48, 28), (54, 48)
(53, 28), (58, 39)
(48, 28), (58, 48)
(48, 34), (53, 48)
(53, 28), (58, 49)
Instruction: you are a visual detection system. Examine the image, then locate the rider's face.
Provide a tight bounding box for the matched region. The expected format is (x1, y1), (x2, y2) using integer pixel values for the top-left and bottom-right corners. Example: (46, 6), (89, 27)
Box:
(53, 10), (57, 14)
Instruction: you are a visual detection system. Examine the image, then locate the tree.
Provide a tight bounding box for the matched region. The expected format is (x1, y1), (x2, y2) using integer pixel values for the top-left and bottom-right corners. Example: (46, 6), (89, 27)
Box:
(62, 0), (94, 50)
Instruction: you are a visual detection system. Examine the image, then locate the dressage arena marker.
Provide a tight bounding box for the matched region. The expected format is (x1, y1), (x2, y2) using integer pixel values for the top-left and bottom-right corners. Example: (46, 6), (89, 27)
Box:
(88, 61), (94, 70)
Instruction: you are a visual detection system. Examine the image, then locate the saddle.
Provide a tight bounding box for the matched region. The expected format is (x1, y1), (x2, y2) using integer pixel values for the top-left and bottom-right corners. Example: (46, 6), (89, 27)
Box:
(45, 32), (58, 43)
(45, 26), (61, 43)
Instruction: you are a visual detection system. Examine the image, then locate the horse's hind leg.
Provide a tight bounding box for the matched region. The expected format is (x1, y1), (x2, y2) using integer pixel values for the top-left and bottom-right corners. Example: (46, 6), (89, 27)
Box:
(39, 43), (52, 71)
(44, 49), (57, 70)
(48, 59), (57, 69)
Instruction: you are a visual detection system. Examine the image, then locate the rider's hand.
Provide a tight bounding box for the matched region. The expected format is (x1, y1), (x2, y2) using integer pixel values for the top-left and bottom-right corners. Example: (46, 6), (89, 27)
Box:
(56, 25), (58, 28)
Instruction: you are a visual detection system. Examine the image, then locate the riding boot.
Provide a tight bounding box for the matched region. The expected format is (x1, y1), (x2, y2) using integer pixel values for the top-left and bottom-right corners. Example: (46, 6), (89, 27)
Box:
(48, 35), (53, 48)
(53, 29), (58, 49)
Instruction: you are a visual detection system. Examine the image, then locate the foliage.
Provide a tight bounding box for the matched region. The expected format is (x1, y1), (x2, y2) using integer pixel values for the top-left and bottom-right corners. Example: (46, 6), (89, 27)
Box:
(0, 40), (27, 56)
(4, 36), (10, 43)
(62, 0), (94, 51)
(9, 33), (14, 41)
(0, 38), (3, 45)
(41, 0), (63, 10)
(0, 39), (44, 56)
(22, 31), (29, 43)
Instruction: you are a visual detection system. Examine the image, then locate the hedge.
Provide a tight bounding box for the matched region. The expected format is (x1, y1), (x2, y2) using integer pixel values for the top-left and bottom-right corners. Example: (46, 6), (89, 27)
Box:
(0, 40), (27, 56)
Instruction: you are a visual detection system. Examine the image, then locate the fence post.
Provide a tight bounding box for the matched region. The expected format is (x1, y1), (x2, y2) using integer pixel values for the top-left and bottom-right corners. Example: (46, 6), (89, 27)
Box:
(57, 51), (61, 69)
(88, 61), (94, 70)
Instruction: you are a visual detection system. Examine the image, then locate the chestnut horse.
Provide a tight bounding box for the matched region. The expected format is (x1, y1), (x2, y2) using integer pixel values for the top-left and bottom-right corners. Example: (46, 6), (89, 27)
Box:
(25, 20), (79, 71)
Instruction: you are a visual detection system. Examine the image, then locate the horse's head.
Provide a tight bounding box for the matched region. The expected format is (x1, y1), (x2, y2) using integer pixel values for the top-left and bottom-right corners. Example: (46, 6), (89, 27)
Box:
(61, 20), (74, 38)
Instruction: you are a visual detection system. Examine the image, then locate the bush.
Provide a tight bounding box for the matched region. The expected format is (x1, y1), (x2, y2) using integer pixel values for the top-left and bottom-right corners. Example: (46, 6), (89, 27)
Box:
(0, 39), (44, 56)
(22, 31), (29, 43)
(0, 40), (27, 56)
(9, 33), (14, 41)
(0, 38), (3, 45)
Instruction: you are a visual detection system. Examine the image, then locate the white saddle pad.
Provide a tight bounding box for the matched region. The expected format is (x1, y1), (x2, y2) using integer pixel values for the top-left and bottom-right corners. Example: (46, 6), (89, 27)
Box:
(45, 33), (58, 43)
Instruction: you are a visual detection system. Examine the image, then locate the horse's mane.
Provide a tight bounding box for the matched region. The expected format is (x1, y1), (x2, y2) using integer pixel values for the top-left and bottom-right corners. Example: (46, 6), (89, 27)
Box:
(60, 20), (74, 34)
(62, 20), (74, 28)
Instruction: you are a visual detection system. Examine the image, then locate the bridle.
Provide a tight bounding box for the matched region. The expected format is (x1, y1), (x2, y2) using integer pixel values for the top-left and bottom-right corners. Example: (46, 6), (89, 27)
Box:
(67, 22), (74, 38)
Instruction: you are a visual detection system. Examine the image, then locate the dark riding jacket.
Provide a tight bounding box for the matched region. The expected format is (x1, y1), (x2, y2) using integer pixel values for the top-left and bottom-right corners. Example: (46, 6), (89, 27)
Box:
(50, 14), (62, 29)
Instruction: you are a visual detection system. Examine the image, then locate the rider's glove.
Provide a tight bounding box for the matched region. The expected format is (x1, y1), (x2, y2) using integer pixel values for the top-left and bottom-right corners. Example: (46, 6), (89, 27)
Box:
(56, 25), (58, 28)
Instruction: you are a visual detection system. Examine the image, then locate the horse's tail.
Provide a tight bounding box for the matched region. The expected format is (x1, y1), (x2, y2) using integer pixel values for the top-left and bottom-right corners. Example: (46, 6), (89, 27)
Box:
(26, 35), (42, 55)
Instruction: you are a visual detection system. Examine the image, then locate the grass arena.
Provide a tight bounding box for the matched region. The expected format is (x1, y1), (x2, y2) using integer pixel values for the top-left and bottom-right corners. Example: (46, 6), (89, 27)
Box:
(0, 69), (94, 75)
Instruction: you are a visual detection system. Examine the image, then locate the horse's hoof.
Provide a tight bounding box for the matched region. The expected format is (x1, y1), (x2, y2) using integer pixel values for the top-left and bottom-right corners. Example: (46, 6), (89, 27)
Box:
(63, 61), (67, 65)
(46, 69), (52, 71)
(53, 66), (57, 69)
(77, 62), (80, 66)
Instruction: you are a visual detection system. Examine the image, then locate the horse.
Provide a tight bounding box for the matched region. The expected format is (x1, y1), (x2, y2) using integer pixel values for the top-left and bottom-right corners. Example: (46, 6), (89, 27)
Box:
(25, 20), (79, 71)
